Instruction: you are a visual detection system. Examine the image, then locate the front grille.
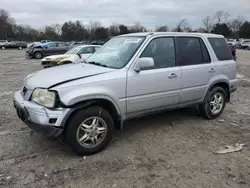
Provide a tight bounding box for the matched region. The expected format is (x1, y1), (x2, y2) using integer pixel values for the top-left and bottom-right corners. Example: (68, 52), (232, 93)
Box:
(22, 87), (28, 96)
(42, 61), (56, 65)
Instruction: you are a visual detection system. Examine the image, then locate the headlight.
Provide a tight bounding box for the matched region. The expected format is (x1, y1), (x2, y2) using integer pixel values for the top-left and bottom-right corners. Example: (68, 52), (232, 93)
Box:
(31, 88), (56, 108)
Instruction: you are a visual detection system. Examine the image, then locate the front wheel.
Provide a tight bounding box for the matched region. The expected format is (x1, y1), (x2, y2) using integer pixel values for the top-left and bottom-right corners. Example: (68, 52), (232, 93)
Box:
(65, 106), (114, 155)
(199, 86), (227, 119)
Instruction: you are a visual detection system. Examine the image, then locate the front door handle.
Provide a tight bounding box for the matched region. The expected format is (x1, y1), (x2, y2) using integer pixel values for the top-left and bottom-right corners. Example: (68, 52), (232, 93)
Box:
(168, 73), (178, 79)
(209, 68), (215, 73)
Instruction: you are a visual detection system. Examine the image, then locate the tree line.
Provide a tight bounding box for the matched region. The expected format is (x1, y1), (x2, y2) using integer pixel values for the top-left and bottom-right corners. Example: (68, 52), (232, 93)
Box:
(0, 9), (250, 42)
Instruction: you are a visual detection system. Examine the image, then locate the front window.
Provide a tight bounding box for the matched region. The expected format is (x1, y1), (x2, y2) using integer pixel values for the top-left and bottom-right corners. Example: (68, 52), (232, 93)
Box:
(86, 36), (145, 69)
(78, 46), (93, 54)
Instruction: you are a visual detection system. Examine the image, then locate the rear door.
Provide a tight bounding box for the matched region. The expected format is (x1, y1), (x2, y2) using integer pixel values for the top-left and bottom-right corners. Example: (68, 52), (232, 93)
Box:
(56, 42), (68, 54)
(208, 37), (236, 81)
(177, 37), (213, 104)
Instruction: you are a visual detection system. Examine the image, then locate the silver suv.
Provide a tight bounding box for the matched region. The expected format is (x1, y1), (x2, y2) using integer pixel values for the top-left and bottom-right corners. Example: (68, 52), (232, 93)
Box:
(14, 32), (238, 155)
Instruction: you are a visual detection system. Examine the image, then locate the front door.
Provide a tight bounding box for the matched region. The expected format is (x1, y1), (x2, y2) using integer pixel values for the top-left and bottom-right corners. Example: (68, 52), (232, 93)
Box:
(126, 37), (181, 116)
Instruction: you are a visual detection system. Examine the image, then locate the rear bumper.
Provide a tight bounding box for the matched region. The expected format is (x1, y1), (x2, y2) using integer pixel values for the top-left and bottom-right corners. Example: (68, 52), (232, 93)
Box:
(229, 79), (239, 93)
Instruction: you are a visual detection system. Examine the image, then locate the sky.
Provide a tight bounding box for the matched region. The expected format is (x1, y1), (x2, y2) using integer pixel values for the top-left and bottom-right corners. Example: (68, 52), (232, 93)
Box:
(1, 0), (250, 29)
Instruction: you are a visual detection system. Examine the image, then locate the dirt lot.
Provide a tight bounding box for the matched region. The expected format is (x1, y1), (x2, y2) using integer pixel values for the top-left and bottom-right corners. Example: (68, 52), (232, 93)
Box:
(0, 50), (250, 188)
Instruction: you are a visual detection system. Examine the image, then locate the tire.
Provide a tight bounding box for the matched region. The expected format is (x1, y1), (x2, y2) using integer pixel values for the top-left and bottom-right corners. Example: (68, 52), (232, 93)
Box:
(1, 46), (5, 50)
(34, 51), (43, 59)
(199, 86), (227, 119)
(18, 47), (23, 50)
(65, 106), (114, 155)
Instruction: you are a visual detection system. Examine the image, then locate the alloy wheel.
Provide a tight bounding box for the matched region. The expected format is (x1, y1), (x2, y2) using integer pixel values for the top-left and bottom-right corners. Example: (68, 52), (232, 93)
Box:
(76, 117), (107, 148)
(210, 92), (224, 115)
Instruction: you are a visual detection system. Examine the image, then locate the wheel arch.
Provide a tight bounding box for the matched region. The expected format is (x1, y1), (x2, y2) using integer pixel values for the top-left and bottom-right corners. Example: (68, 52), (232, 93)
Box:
(62, 98), (122, 133)
(206, 80), (230, 102)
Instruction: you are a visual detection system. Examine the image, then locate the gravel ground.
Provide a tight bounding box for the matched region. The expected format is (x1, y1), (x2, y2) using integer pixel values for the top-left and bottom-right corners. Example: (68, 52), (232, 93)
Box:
(0, 50), (250, 188)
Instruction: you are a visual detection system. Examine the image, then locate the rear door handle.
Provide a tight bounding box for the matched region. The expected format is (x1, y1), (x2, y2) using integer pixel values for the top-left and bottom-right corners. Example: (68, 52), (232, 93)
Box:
(168, 73), (178, 79)
(209, 68), (215, 73)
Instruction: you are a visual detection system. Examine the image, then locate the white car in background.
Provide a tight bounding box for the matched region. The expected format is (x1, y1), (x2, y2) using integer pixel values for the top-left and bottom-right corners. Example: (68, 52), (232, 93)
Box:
(41, 45), (101, 68)
(27, 42), (41, 49)
(240, 40), (250, 49)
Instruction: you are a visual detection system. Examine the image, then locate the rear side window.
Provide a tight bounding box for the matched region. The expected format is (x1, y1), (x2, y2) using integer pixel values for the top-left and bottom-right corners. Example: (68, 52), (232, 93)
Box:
(208, 38), (232, 61)
(199, 39), (211, 63)
(47, 43), (56, 47)
(178, 37), (202, 66)
(58, 43), (66, 47)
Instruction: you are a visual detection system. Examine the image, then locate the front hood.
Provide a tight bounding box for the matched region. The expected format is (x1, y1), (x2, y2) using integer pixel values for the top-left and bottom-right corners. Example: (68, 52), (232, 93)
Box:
(24, 63), (114, 89)
(42, 54), (73, 61)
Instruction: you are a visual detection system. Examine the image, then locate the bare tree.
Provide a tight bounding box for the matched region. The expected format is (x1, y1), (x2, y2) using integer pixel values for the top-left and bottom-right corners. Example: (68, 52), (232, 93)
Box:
(223, 12), (230, 24)
(52, 24), (62, 35)
(88, 21), (101, 40)
(88, 21), (101, 31)
(202, 16), (214, 32)
(174, 19), (190, 32)
(130, 22), (146, 32)
(197, 27), (207, 33)
(155, 25), (169, 32)
(229, 16), (245, 32)
(109, 23), (119, 37)
(214, 11), (224, 23)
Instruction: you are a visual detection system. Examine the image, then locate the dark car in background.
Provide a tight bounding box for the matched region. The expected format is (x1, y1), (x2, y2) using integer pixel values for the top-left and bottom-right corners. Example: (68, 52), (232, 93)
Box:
(26, 41), (69, 59)
(91, 39), (108, 45)
(0, 41), (27, 50)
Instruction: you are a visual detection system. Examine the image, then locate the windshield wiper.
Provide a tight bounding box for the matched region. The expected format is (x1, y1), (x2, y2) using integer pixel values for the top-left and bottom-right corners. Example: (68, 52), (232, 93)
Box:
(87, 61), (107, 67)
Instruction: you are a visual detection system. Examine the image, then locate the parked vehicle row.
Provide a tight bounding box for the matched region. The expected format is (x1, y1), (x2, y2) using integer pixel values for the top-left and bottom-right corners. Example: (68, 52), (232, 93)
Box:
(14, 32), (238, 155)
(41, 45), (101, 68)
(239, 39), (250, 49)
(226, 38), (250, 50)
(26, 41), (70, 59)
(0, 41), (28, 50)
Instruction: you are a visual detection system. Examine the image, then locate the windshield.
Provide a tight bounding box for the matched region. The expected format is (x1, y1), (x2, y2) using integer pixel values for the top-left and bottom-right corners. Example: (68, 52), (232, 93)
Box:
(86, 36), (145, 69)
(65, 46), (82, 54)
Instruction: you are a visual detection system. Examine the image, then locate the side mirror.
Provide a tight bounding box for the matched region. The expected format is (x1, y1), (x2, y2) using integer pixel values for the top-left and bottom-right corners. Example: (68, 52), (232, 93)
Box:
(77, 53), (81, 58)
(134, 57), (154, 72)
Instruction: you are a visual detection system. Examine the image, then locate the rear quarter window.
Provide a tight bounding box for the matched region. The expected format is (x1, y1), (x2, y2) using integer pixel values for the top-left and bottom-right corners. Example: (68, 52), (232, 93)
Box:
(208, 38), (232, 61)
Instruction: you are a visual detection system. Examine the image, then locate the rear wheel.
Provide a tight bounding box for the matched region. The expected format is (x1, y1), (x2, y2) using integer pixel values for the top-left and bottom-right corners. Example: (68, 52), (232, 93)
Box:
(65, 106), (114, 155)
(199, 86), (227, 119)
(34, 51), (43, 59)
